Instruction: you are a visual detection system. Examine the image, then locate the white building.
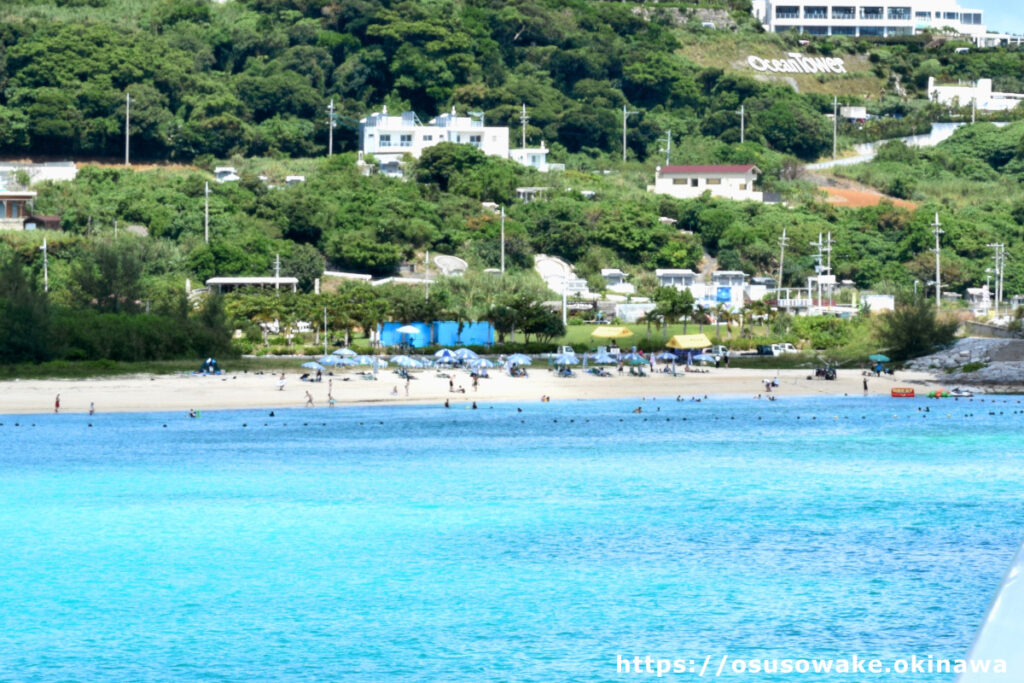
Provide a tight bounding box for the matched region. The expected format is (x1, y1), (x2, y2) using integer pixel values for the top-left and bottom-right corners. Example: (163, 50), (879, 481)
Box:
(214, 167), (240, 183)
(648, 165), (763, 202)
(509, 142), (553, 172)
(601, 268), (635, 295)
(655, 270), (753, 312)
(750, 0), (986, 41)
(0, 190), (37, 230)
(360, 106), (510, 167)
(928, 76), (1024, 112)
(0, 162), (77, 187)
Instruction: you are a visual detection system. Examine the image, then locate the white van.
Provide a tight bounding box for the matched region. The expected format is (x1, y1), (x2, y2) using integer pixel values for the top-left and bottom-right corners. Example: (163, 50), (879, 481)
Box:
(771, 343), (798, 356)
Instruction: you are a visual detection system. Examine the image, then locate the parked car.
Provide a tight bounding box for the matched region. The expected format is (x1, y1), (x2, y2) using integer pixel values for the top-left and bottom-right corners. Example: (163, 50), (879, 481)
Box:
(771, 343), (799, 356)
(700, 345), (730, 362)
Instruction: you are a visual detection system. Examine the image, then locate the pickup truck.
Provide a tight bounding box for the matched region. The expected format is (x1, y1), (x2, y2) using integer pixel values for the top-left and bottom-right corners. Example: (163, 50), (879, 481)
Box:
(771, 343), (799, 355)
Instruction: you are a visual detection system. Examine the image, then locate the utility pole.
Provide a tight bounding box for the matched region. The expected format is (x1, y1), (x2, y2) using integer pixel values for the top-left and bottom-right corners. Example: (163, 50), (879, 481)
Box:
(425, 250), (430, 301)
(971, 97), (976, 125)
(204, 181), (210, 243)
(124, 92), (131, 166)
(777, 227), (788, 293)
(323, 306), (328, 356)
(932, 213), (943, 306)
(987, 242), (1005, 318)
(500, 205), (506, 274)
(810, 233), (824, 309)
(660, 130), (672, 166)
(738, 104), (745, 144)
(519, 103), (529, 148)
(113, 218), (118, 238)
(823, 231), (835, 312)
(622, 104), (638, 162)
(327, 98), (335, 157)
(40, 238), (48, 293)
(832, 96), (838, 160)
(274, 253), (281, 292)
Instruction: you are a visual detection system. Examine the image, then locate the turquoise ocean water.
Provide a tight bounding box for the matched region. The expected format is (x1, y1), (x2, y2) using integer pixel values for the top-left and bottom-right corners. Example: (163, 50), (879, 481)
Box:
(1, 395), (1022, 681)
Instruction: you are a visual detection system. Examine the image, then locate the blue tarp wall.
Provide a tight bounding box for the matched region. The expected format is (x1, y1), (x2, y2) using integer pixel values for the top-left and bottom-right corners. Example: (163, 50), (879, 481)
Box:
(378, 321), (494, 348)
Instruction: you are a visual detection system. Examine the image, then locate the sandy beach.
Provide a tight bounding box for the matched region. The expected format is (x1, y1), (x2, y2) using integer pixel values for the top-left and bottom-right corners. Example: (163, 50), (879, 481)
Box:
(0, 366), (949, 415)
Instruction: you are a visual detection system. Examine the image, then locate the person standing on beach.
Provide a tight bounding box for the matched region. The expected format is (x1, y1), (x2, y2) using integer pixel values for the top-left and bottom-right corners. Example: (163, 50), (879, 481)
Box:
(863, 378), (868, 394)
(404, 379), (410, 397)
(304, 390), (314, 408)
(277, 373), (286, 391)
(54, 394), (60, 413)
(89, 402), (95, 416)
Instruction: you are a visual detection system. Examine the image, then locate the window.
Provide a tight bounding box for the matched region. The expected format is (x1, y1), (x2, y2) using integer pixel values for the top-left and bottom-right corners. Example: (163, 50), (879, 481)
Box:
(887, 26), (912, 35)
(915, 11), (931, 19)
(691, 178), (699, 187)
(859, 25), (883, 35)
(738, 183), (747, 190)
(962, 12), (981, 24)
(673, 178), (687, 185)
(775, 5), (799, 19)
(831, 25), (856, 34)
(944, 12), (958, 20)
(832, 6), (855, 19)
(887, 7), (910, 20)
(804, 6), (827, 19)
(379, 134), (391, 146)
(860, 6), (883, 20)
(469, 134), (482, 148)
(400, 134), (413, 147)
(423, 135), (432, 142)
(706, 178), (722, 185)
(804, 25), (828, 35)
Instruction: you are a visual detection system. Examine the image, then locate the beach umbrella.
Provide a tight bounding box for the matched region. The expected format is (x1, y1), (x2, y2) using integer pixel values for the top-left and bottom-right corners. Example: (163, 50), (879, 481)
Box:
(301, 361), (325, 371)
(454, 348), (479, 360)
(868, 353), (891, 362)
(693, 353), (716, 363)
(655, 352), (678, 361)
(396, 324), (420, 335)
(318, 355), (344, 366)
(553, 353), (579, 365)
(506, 353), (532, 366)
(392, 356), (423, 368)
(434, 348), (456, 361)
(468, 358), (496, 369)
(332, 347), (357, 357)
(354, 355), (388, 368)
(591, 352), (617, 364)
(590, 326), (634, 339)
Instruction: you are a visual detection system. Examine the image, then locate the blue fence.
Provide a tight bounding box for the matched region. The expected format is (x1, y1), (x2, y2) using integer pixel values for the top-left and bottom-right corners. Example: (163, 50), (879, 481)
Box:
(377, 321), (495, 349)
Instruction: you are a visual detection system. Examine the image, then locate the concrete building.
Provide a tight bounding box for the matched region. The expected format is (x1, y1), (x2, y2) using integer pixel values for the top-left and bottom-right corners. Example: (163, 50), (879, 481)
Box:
(751, 0), (987, 41)
(928, 76), (1024, 112)
(648, 165), (762, 202)
(0, 190), (37, 230)
(0, 162), (77, 187)
(214, 167), (240, 183)
(509, 143), (553, 172)
(360, 106), (510, 168)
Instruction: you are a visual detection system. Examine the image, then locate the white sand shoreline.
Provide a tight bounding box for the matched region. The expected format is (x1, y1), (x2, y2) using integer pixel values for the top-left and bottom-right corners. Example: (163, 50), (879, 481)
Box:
(0, 367), (954, 416)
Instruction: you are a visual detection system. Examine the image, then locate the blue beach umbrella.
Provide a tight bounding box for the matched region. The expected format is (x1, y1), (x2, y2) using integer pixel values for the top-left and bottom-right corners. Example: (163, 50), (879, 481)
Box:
(301, 361), (324, 371)
(454, 348), (479, 360)
(332, 347), (357, 357)
(506, 353), (532, 366)
(468, 358), (495, 369)
(553, 353), (579, 365)
(434, 348), (456, 362)
(591, 352), (617, 364)
(318, 356), (344, 366)
(656, 352), (678, 361)
(693, 353), (716, 363)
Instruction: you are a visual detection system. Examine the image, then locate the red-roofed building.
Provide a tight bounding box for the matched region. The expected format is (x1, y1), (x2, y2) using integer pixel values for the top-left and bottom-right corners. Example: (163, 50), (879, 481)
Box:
(648, 164), (762, 201)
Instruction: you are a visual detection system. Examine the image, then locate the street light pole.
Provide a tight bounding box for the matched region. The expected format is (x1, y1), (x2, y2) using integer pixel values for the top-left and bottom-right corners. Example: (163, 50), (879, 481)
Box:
(204, 181), (209, 243)
(622, 105), (638, 162)
(327, 98), (335, 157)
(738, 104), (745, 144)
(124, 92), (131, 166)
(832, 96), (838, 160)
(932, 213), (943, 306)
(40, 238), (48, 293)
(500, 206), (505, 274)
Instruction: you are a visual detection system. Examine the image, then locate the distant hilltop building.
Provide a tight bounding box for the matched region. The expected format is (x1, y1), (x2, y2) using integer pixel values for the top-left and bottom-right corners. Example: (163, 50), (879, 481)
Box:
(928, 76), (1024, 111)
(750, 0), (1001, 44)
(648, 165), (764, 202)
(359, 105), (558, 177)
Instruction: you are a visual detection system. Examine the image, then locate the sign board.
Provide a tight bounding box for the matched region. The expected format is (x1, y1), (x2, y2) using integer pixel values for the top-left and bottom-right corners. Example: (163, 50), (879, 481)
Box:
(748, 53), (847, 75)
(716, 287), (732, 303)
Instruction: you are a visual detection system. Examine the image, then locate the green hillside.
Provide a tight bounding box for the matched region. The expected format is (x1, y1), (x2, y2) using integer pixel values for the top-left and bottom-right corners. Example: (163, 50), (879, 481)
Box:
(3, 0), (1024, 366)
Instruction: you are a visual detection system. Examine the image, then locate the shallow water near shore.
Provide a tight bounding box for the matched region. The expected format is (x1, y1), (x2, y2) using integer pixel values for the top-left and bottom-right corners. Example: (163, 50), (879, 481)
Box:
(1, 395), (1022, 681)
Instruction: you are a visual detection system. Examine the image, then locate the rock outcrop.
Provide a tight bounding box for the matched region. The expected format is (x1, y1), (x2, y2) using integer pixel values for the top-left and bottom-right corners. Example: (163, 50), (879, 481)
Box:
(905, 337), (1024, 387)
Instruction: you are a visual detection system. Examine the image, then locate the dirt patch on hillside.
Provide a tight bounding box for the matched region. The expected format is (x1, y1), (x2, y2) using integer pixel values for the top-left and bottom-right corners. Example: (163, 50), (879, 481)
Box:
(817, 186), (917, 210)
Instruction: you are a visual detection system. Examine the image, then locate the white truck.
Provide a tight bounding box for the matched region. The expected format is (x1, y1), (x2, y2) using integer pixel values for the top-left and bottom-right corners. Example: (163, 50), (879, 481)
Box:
(771, 343), (799, 356)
